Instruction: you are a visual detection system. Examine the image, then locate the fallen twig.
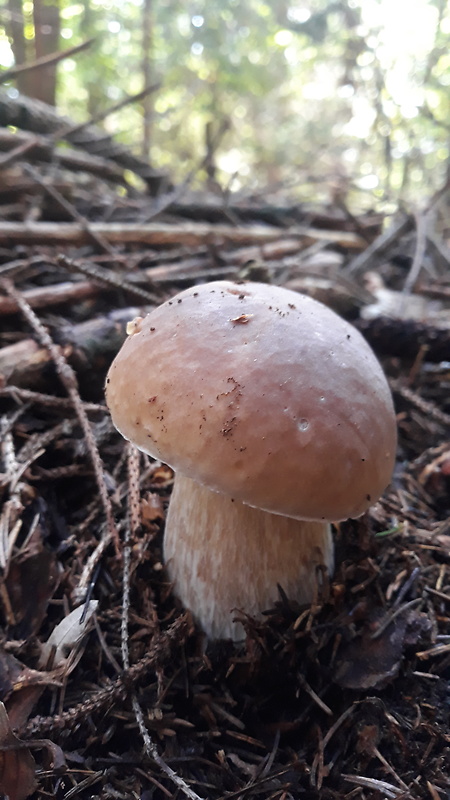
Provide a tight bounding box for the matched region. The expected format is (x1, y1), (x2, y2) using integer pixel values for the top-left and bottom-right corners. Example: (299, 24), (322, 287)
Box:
(0, 220), (367, 248)
(20, 615), (190, 737)
(0, 39), (95, 85)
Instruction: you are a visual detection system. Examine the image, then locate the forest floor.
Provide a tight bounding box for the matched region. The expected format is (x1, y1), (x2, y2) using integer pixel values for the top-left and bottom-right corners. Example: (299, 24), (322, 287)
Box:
(0, 117), (450, 800)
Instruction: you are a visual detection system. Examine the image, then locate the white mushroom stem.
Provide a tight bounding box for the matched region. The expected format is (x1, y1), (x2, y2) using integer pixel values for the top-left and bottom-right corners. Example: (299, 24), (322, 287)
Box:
(163, 473), (334, 641)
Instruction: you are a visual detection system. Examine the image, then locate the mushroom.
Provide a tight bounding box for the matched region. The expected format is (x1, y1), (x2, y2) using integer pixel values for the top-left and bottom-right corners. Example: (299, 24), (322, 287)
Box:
(105, 280), (397, 641)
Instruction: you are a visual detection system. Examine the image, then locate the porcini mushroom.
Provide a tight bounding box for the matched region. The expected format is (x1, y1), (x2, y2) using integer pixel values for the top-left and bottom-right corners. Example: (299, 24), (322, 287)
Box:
(105, 281), (397, 641)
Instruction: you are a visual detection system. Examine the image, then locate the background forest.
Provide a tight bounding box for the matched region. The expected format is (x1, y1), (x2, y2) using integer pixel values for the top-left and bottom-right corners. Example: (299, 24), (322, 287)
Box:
(1, 0), (450, 209)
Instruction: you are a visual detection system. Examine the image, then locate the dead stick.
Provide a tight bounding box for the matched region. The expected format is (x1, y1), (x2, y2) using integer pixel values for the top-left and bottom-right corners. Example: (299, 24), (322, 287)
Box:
(0, 280), (101, 314)
(0, 128), (126, 182)
(53, 83), (161, 142)
(22, 163), (117, 256)
(0, 39), (95, 84)
(58, 254), (160, 304)
(346, 214), (413, 274)
(0, 221), (366, 248)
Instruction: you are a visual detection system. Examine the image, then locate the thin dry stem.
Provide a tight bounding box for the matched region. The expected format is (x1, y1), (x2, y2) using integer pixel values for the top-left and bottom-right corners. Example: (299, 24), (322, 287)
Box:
(0, 278), (120, 559)
(122, 445), (202, 800)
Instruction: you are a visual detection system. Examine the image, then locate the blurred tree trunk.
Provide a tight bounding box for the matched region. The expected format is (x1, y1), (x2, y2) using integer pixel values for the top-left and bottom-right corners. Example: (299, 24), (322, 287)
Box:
(5, 0), (61, 105)
(6, 0), (32, 96)
(205, 121), (217, 186)
(80, 0), (99, 117)
(31, 0), (61, 105)
(6, 0), (26, 64)
(141, 0), (153, 158)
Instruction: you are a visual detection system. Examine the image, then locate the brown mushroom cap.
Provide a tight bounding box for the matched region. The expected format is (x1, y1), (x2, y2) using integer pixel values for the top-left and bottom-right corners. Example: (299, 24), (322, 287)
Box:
(105, 280), (397, 521)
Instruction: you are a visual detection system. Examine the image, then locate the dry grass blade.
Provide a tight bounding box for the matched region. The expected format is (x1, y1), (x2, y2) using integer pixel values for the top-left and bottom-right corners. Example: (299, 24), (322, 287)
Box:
(20, 615), (190, 737)
(342, 773), (415, 799)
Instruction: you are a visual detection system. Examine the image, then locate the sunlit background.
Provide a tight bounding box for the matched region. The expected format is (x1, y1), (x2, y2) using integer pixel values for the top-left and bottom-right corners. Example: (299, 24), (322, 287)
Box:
(1, 0), (449, 208)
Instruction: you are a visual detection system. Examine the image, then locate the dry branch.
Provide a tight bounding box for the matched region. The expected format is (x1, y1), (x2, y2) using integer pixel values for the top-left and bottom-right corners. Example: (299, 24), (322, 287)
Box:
(0, 307), (141, 389)
(0, 39), (95, 84)
(0, 220), (367, 248)
(168, 201), (383, 234)
(0, 280), (101, 315)
(0, 89), (165, 192)
(346, 214), (413, 273)
(0, 128), (126, 183)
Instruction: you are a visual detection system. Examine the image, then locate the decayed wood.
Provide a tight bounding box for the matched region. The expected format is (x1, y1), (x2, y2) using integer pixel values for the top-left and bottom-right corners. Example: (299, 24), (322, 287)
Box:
(167, 201), (384, 234)
(0, 220), (367, 248)
(0, 129), (126, 183)
(0, 88), (165, 192)
(0, 167), (71, 199)
(220, 236), (325, 264)
(0, 280), (101, 315)
(0, 306), (147, 389)
(0, 337), (53, 388)
(355, 315), (450, 362)
(138, 239), (306, 284)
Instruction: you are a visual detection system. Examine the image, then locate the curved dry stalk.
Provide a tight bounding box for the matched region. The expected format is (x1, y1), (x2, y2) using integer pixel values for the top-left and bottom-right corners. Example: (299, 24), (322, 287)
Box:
(122, 444), (203, 800)
(0, 278), (120, 557)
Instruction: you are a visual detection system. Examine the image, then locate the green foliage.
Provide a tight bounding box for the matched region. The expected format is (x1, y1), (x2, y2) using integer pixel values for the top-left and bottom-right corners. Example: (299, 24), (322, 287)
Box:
(2, 0), (450, 206)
